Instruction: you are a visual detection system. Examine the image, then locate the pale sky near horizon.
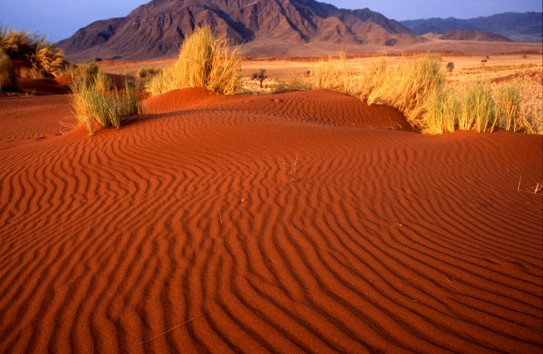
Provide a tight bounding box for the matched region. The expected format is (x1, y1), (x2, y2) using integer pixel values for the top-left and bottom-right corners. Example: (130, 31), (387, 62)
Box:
(0, 0), (541, 42)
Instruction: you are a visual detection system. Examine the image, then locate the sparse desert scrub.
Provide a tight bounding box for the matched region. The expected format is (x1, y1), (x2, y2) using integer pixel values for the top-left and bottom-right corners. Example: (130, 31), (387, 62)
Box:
(0, 50), (16, 92)
(71, 71), (139, 135)
(147, 26), (241, 96)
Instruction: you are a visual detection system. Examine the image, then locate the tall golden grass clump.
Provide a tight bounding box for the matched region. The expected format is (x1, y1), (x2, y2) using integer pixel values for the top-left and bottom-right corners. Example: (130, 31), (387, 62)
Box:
(359, 58), (388, 100)
(422, 88), (459, 134)
(0, 50), (16, 92)
(0, 26), (63, 78)
(71, 69), (139, 136)
(457, 83), (496, 132)
(495, 84), (523, 132)
(365, 55), (445, 131)
(148, 26), (241, 96)
(358, 55), (534, 134)
(311, 53), (355, 94)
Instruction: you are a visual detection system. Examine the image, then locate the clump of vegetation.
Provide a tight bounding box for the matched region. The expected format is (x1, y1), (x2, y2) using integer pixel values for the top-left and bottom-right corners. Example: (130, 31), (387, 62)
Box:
(359, 58), (388, 101)
(365, 55), (445, 131)
(148, 26), (241, 96)
(351, 55), (542, 134)
(252, 68), (268, 88)
(71, 68), (139, 136)
(457, 83), (496, 132)
(280, 154), (301, 183)
(135, 67), (162, 79)
(422, 87), (459, 134)
(0, 26), (63, 78)
(495, 84), (523, 132)
(0, 50), (16, 92)
(311, 53), (355, 94)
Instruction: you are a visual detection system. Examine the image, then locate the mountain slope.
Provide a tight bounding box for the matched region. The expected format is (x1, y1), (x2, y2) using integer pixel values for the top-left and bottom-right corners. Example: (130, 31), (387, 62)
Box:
(58, 0), (419, 61)
(439, 30), (513, 42)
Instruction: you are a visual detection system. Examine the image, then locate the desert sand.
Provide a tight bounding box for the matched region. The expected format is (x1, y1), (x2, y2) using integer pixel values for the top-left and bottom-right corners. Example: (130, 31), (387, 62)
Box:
(1, 81), (542, 353)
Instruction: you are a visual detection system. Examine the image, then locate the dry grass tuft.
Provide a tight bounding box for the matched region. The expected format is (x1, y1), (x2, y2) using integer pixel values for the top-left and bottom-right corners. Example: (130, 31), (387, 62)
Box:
(0, 50), (16, 92)
(365, 55), (445, 132)
(148, 26), (241, 96)
(311, 53), (354, 94)
(0, 26), (63, 78)
(422, 87), (458, 134)
(517, 176), (543, 194)
(71, 69), (140, 136)
(458, 83), (496, 132)
(280, 154), (301, 182)
(356, 55), (541, 134)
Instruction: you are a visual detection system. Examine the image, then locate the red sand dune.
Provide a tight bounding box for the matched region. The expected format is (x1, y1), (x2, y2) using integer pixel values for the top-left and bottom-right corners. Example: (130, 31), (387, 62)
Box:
(1, 88), (542, 353)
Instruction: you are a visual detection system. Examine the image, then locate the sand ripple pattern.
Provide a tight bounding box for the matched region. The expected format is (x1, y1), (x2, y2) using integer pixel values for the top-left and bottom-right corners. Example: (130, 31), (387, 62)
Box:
(1, 89), (542, 353)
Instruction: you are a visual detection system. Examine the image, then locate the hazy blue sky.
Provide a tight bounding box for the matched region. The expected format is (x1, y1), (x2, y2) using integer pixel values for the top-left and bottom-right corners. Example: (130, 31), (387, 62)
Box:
(0, 0), (541, 42)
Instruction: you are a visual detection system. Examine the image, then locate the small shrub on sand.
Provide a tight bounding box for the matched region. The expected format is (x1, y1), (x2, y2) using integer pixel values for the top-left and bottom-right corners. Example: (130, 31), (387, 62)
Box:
(252, 68), (268, 88)
(0, 50), (16, 92)
(147, 26), (241, 96)
(71, 71), (139, 135)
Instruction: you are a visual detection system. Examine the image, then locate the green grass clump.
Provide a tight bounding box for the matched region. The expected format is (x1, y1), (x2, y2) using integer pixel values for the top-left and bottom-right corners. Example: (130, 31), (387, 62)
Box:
(71, 70), (139, 136)
(147, 26), (241, 96)
(0, 50), (16, 92)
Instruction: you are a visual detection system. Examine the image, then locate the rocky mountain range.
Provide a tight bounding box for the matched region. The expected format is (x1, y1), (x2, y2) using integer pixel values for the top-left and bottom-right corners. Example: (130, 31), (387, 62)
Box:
(402, 12), (542, 43)
(57, 0), (420, 61)
(57, 0), (541, 62)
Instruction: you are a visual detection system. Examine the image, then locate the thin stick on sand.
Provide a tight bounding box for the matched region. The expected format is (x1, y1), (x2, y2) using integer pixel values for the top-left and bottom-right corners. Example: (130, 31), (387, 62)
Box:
(141, 314), (203, 344)
(517, 175), (522, 192)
